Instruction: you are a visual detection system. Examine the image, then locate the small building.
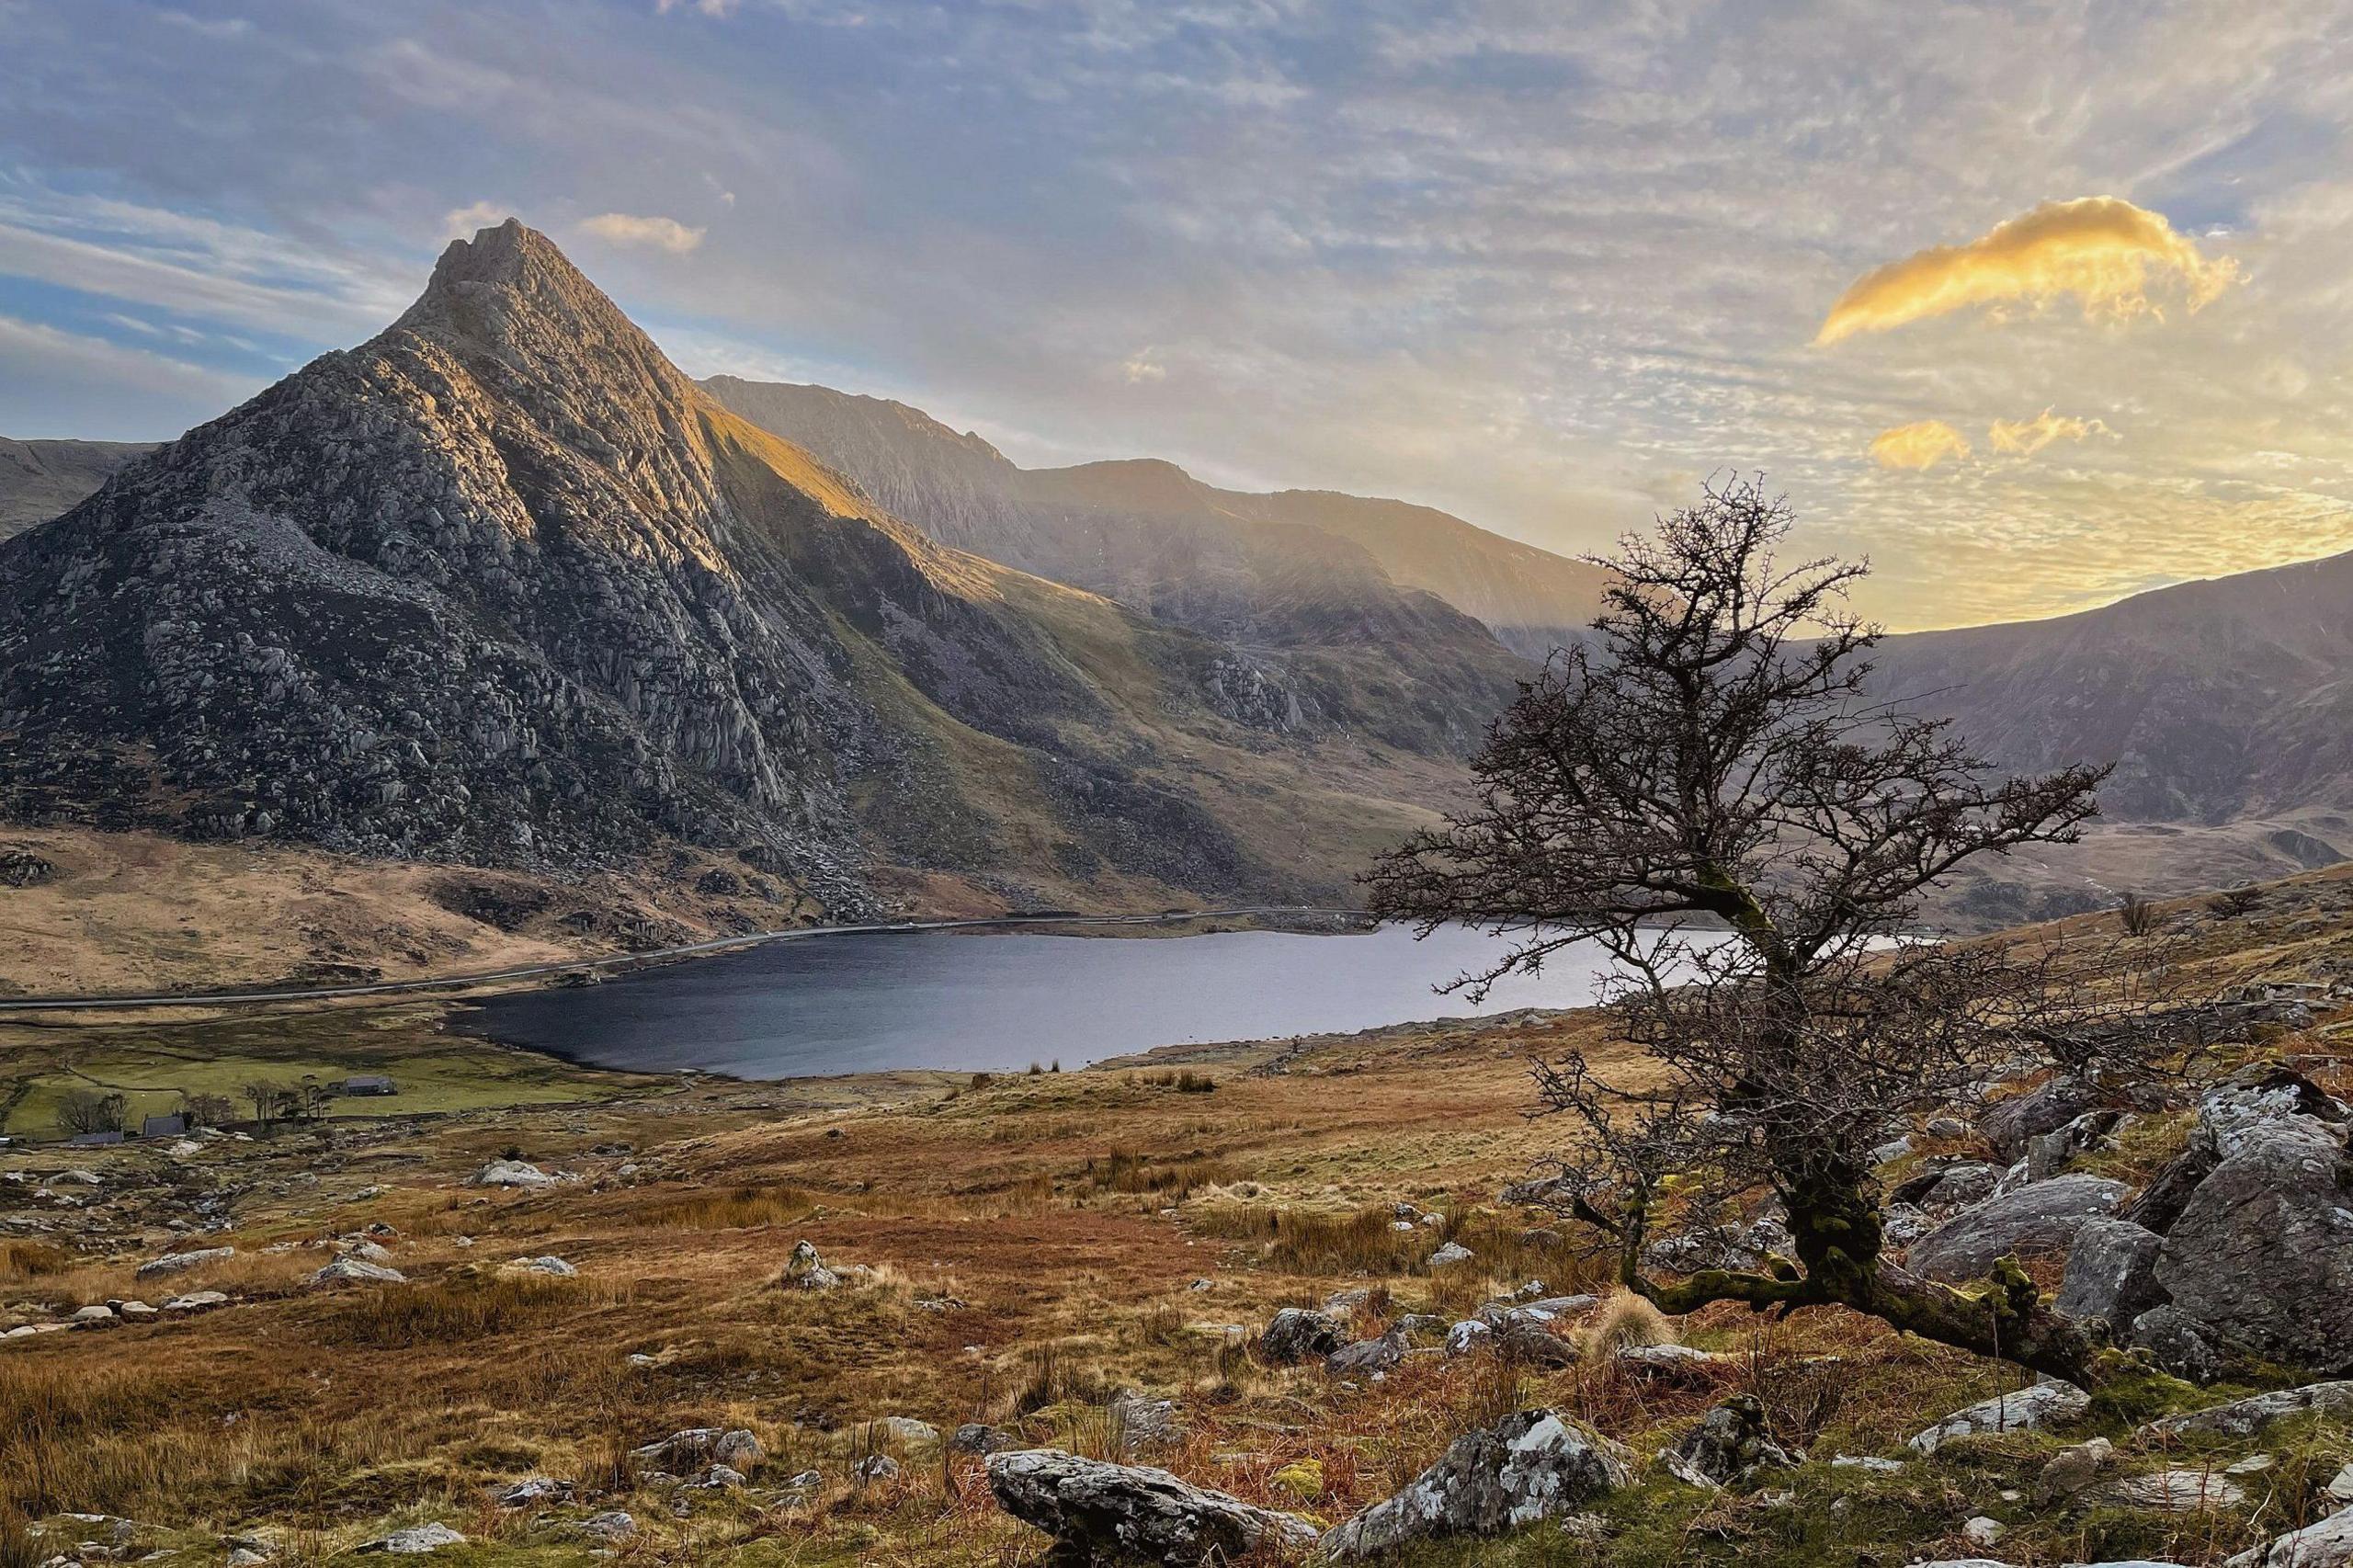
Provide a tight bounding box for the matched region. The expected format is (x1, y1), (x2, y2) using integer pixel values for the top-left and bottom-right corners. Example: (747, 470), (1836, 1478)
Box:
(67, 1130), (125, 1146)
(337, 1075), (398, 1096)
(141, 1113), (187, 1139)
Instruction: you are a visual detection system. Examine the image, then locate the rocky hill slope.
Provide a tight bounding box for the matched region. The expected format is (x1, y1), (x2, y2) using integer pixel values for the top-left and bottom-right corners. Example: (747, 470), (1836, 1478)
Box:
(0, 222), (1486, 916)
(701, 377), (1608, 660)
(0, 437), (154, 536)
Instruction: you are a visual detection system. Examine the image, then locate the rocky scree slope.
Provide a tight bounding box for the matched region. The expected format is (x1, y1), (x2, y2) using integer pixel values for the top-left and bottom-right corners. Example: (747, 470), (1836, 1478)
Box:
(0, 222), (1383, 910)
(0, 437), (154, 537)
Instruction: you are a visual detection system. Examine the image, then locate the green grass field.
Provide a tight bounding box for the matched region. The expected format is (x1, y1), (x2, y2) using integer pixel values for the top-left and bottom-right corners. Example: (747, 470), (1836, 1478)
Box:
(0, 1003), (654, 1139)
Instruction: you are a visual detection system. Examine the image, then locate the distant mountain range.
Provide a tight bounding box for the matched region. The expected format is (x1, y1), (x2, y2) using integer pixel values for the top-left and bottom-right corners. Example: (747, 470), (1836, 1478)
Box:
(6, 223), (2352, 926)
(0, 222), (1524, 915)
(701, 378), (1608, 661)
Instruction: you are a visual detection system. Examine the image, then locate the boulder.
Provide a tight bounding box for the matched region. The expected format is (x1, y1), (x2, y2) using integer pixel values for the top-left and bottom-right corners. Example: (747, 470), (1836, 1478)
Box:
(1325, 1328), (1408, 1379)
(1427, 1241), (1473, 1267)
(2055, 1219), (2168, 1324)
(502, 1256), (577, 1278)
(984, 1449), (1318, 1565)
(2155, 1119), (2353, 1372)
(2228, 1504), (2353, 1568)
(468, 1160), (555, 1187)
(631, 1427), (761, 1472)
(354, 1525), (464, 1554)
(951, 1423), (1017, 1456)
(2036, 1437), (2115, 1501)
(2130, 1305), (2224, 1384)
(780, 1239), (839, 1290)
(1259, 1307), (1345, 1365)
(1908, 1381), (2090, 1453)
(1905, 1174), (2128, 1282)
(309, 1257), (406, 1287)
(1443, 1319), (1492, 1357)
(2091, 1470), (2245, 1512)
(851, 1454), (899, 1483)
(871, 1416), (940, 1448)
(1495, 1316), (1578, 1369)
(1108, 1391), (1180, 1451)
(133, 1246), (233, 1280)
(496, 1477), (572, 1507)
(1321, 1409), (1629, 1561)
(2152, 1381), (2353, 1439)
(2028, 1109), (2129, 1181)
(577, 1512), (636, 1541)
(161, 1290), (228, 1313)
(1980, 1077), (2102, 1161)
(1660, 1396), (1797, 1489)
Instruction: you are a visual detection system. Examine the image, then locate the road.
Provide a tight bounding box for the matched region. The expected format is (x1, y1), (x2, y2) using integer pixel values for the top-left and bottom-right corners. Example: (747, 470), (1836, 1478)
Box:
(0, 906), (1365, 1014)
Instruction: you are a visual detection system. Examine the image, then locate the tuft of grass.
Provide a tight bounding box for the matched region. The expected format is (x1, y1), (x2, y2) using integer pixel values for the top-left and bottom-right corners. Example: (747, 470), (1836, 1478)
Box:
(0, 1242), (74, 1281)
(1580, 1290), (1675, 1358)
(634, 1184), (811, 1230)
(324, 1274), (624, 1348)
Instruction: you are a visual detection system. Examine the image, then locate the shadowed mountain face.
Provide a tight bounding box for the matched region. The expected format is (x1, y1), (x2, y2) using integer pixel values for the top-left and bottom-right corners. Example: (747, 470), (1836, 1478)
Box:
(0, 222), (1486, 914)
(0, 438), (156, 536)
(1876, 551), (2353, 825)
(700, 378), (1608, 660)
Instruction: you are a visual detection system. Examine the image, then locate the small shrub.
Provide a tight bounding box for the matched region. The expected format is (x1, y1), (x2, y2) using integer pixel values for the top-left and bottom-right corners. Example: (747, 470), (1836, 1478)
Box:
(1581, 1290), (1675, 1358)
(2117, 891), (2160, 937)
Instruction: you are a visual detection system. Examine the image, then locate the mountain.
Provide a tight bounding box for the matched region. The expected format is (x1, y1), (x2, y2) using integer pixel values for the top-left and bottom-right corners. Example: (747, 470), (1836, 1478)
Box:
(0, 222), (1494, 916)
(700, 378), (1608, 659)
(1870, 551), (2353, 923)
(0, 437), (155, 537)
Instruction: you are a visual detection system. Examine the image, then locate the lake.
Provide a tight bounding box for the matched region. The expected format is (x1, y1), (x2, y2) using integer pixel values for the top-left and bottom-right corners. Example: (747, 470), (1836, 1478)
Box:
(460, 922), (1687, 1079)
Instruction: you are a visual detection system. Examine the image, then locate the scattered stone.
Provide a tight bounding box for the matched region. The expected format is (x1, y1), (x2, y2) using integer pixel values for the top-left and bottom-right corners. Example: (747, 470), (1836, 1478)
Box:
(2152, 1381), (2353, 1438)
(1926, 1116), (1971, 1140)
(353, 1525), (464, 1555)
(1961, 1516), (2005, 1548)
(133, 1247), (233, 1281)
(69, 1304), (115, 1324)
(1906, 1174), (2130, 1282)
(1427, 1241), (1473, 1267)
(1618, 1343), (1717, 1372)
(1326, 1328), (1408, 1379)
(497, 1477), (572, 1508)
(161, 1291), (228, 1313)
(2036, 1437), (2114, 1501)
(2092, 1471), (2245, 1512)
(871, 1416), (939, 1448)
(468, 1160), (555, 1188)
(1110, 1391), (1182, 1450)
(577, 1512), (635, 1542)
(1980, 1077), (2103, 1161)
(985, 1449), (1318, 1565)
(1443, 1319), (1493, 1357)
(631, 1427), (762, 1472)
(700, 1465), (746, 1489)
(951, 1423), (1017, 1456)
(1908, 1382), (2091, 1453)
(502, 1256), (577, 1278)
(1259, 1307), (1346, 1365)
(309, 1257), (406, 1287)
(780, 1240), (839, 1291)
(1832, 1456), (1906, 1475)
(1660, 1396), (1797, 1489)
(1321, 1408), (1630, 1561)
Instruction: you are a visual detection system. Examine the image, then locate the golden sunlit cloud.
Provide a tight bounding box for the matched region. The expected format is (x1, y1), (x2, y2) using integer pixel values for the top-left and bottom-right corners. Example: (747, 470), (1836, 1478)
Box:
(1870, 419), (1971, 470)
(1987, 406), (2116, 457)
(578, 212), (707, 254)
(1817, 197), (2239, 344)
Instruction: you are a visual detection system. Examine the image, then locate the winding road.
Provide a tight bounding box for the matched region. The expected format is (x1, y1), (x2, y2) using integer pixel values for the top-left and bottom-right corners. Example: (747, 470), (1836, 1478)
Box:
(0, 907), (1366, 1014)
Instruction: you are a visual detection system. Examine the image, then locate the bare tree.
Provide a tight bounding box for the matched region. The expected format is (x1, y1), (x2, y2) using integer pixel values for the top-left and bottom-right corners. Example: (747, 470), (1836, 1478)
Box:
(242, 1079), (287, 1131)
(182, 1092), (233, 1129)
(1369, 478), (2155, 1384)
(2207, 885), (2261, 921)
(56, 1087), (127, 1137)
(2117, 891), (2161, 937)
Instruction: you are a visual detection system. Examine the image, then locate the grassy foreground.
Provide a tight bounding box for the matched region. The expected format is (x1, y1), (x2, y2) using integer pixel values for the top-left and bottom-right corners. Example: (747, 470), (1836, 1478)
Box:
(5, 879), (2353, 1566)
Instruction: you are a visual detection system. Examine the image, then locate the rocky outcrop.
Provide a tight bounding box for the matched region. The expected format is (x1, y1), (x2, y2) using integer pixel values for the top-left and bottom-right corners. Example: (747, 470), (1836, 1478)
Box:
(1259, 1307), (1345, 1365)
(1908, 1382), (2089, 1453)
(1661, 1396), (1798, 1489)
(2151, 1381), (2353, 1439)
(2054, 1219), (2167, 1325)
(1321, 1408), (1630, 1561)
(983, 1449), (1317, 1565)
(1905, 1174), (2128, 1282)
(2154, 1117), (2353, 1371)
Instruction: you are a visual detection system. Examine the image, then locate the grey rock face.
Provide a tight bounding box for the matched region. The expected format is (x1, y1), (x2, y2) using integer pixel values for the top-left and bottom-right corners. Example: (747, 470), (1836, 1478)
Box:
(2055, 1219), (2169, 1325)
(2229, 1503), (2353, 1567)
(951, 1423), (1017, 1455)
(309, 1257), (406, 1287)
(2091, 1470), (2245, 1511)
(983, 1449), (1318, 1565)
(1908, 1381), (2090, 1453)
(1325, 1328), (1409, 1379)
(1906, 1174), (2128, 1282)
(1321, 1408), (1631, 1561)
(1259, 1307), (1345, 1365)
(353, 1525), (464, 1555)
(134, 1245), (233, 1279)
(781, 1239), (840, 1291)
(2155, 1119), (2353, 1372)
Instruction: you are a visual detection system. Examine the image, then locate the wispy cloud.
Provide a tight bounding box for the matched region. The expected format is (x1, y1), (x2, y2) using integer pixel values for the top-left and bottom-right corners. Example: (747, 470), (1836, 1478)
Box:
(1818, 197), (2242, 345)
(1870, 419), (1972, 471)
(1987, 407), (2117, 458)
(577, 212), (707, 254)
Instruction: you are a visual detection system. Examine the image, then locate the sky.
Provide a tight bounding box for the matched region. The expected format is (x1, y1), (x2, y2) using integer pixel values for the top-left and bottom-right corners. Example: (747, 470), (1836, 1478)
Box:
(6, 0), (2353, 629)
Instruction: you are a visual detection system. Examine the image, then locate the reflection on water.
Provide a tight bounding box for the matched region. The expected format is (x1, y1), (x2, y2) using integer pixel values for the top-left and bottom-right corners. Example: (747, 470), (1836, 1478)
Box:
(461, 923), (1720, 1079)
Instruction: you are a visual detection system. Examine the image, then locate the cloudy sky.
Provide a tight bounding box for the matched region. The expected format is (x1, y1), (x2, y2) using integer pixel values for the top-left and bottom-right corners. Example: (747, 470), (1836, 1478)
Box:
(6, 0), (2353, 627)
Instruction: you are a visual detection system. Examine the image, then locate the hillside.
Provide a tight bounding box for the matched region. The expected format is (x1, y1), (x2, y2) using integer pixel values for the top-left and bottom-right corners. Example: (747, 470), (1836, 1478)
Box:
(0, 437), (154, 536)
(701, 377), (1608, 659)
(0, 222), (1493, 930)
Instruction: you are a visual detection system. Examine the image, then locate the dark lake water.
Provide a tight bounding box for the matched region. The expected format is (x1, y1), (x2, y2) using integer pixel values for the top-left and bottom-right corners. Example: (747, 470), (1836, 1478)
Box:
(461, 923), (1677, 1079)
